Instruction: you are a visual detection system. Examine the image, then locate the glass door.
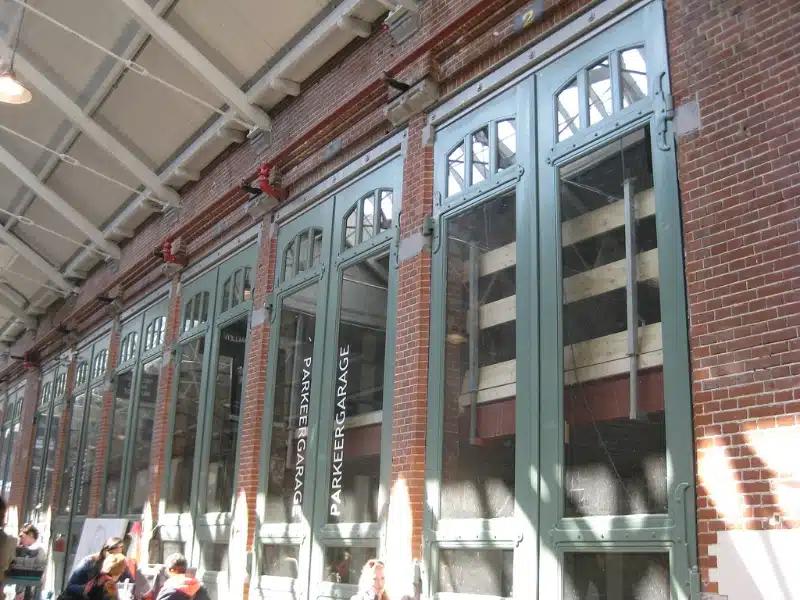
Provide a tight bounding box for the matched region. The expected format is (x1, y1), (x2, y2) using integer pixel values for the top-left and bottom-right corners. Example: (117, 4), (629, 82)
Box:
(536, 3), (696, 599)
(160, 244), (257, 597)
(256, 155), (402, 600)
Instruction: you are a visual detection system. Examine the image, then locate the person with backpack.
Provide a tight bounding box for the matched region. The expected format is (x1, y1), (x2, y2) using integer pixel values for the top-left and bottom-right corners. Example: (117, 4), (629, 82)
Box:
(62, 537), (130, 599)
(83, 554), (127, 600)
(154, 554), (209, 600)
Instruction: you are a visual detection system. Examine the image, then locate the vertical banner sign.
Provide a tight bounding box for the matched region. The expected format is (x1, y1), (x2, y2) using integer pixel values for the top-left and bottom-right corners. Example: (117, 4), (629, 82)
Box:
(292, 356), (312, 518)
(330, 345), (350, 517)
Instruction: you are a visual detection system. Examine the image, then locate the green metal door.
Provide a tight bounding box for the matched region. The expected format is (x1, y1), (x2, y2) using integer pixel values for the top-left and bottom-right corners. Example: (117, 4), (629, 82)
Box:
(256, 153), (403, 600)
(424, 1), (697, 599)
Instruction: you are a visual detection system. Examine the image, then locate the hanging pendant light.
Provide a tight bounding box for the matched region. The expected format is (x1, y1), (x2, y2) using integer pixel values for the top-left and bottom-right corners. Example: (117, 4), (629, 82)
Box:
(0, 0), (32, 105)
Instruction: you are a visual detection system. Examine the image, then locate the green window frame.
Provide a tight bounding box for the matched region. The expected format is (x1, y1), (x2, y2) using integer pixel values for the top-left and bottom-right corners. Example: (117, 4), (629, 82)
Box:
(55, 330), (110, 581)
(256, 154), (402, 599)
(159, 243), (257, 583)
(101, 298), (169, 517)
(26, 365), (66, 523)
(424, 3), (697, 599)
(0, 383), (25, 498)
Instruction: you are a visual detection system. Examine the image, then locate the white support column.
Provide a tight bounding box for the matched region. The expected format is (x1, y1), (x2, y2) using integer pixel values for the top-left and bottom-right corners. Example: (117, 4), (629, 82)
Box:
(117, 0), (272, 132)
(0, 44), (182, 208)
(0, 144), (121, 260)
(0, 229), (77, 293)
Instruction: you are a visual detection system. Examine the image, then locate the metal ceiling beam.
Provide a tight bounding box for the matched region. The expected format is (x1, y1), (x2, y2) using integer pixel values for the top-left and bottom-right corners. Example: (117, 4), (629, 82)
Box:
(0, 294), (36, 329)
(0, 144), (121, 260)
(0, 229), (77, 293)
(0, 45), (182, 209)
(62, 0), (371, 294)
(117, 0), (272, 132)
(2, 0), (179, 233)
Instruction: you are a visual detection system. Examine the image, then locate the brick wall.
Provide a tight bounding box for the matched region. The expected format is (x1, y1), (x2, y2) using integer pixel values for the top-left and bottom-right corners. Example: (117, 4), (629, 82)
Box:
(389, 114), (433, 563)
(666, 0), (800, 593)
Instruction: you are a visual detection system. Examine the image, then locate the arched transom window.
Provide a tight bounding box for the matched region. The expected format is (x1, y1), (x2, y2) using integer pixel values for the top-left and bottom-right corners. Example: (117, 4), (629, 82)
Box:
(283, 228), (323, 281)
(183, 291), (210, 332)
(75, 361), (88, 386)
(144, 316), (166, 351)
(556, 45), (648, 142)
(119, 332), (139, 364)
(446, 118), (517, 198)
(221, 267), (253, 313)
(343, 189), (393, 249)
(91, 350), (108, 379)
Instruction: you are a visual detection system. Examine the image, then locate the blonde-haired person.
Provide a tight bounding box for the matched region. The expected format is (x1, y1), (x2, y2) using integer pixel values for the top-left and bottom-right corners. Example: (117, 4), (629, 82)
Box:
(350, 559), (388, 600)
(83, 553), (127, 600)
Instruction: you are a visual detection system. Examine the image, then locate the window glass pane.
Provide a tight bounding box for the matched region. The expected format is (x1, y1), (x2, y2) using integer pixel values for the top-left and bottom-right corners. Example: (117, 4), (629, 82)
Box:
(558, 78), (580, 141)
(243, 267), (252, 302)
(104, 371), (133, 514)
(621, 47), (648, 107)
(438, 549), (513, 596)
(560, 128), (666, 517)
(497, 119), (517, 171)
(284, 242), (295, 278)
(166, 337), (206, 513)
(564, 553), (669, 600)
(200, 292), (210, 324)
(327, 254), (389, 525)
(59, 393), (86, 514)
(379, 190), (392, 233)
(39, 382), (50, 406)
(75, 386), (104, 516)
(471, 127), (490, 185)
(297, 232), (309, 274)
(262, 545), (299, 578)
(159, 542), (186, 565)
(345, 209), (358, 249)
(127, 357), (161, 515)
(41, 402), (63, 517)
(265, 283), (318, 523)
(361, 195), (375, 242)
(77, 363), (87, 386)
(447, 143), (466, 197)
(232, 269), (243, 307)
(312, 231), (323, 267)
(25, 410), (48, 518)
(588, 58), (613, 126)
(183, 299), (193, 332)
(222, 278), (231, 313)
(441, 193), (516, 519)
(206, 318), (247, 513)
(323, 547), (378, 584)
(200, 542), (229, 572)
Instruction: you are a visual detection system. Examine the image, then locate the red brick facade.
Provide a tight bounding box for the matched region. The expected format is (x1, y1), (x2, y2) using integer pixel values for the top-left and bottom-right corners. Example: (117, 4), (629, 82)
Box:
(666, 0), (800, 592)
(1, 0), (797, 597)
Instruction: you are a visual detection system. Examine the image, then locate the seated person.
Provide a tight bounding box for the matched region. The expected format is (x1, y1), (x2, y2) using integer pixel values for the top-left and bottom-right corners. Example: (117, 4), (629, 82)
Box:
(16, 524), (47, 571)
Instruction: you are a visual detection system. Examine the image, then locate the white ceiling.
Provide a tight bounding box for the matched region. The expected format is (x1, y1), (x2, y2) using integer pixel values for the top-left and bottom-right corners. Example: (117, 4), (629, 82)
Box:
(0, 0), (389, 343)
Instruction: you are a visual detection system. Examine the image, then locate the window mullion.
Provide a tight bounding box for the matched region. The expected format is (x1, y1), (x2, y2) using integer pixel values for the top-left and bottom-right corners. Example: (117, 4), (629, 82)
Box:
(577, 68), (590, 130)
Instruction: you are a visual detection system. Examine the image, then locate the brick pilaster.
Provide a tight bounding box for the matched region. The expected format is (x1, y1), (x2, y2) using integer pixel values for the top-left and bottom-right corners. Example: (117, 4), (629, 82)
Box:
(234, 222), (276, 600)
(145, 277), (182, 534)
(387, 113), (433, 580)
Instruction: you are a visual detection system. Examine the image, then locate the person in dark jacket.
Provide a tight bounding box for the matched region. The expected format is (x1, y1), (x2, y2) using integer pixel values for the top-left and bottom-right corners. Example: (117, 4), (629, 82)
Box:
(155, 554), (210, 600)
(83, 553), (127, 600)
(64, 537), (131, 599)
